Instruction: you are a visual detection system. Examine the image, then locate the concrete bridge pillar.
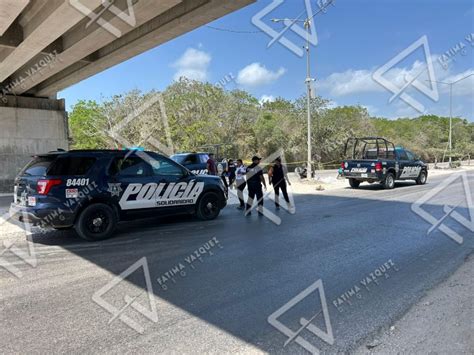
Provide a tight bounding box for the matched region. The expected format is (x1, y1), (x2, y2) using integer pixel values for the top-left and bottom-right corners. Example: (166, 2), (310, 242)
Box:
(0, 96), (68, 192)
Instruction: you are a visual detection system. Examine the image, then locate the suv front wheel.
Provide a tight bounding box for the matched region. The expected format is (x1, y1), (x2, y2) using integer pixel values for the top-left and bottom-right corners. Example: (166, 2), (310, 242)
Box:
(75, 203), (118, 241)
(196, 192), (221, 220)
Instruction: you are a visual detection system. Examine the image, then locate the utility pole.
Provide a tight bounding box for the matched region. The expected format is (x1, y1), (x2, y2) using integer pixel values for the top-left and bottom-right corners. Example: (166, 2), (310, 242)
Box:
(270, 18), (315, 179)
(427, 72), (473, 168)
(271, 0), (334, 179)
(304, 19), (313, 179)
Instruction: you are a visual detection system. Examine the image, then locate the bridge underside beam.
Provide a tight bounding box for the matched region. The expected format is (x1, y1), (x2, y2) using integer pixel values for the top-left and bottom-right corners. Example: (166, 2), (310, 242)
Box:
(0, 0), (255, 98)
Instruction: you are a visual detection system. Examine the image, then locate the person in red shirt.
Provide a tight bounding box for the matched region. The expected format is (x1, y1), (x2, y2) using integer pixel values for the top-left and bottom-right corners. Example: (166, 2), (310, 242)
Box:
(206, 153), (217, 175)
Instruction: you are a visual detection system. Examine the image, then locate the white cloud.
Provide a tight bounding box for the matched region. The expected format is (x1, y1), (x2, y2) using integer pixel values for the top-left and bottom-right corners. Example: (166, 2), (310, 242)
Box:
(173, 48), (211, 81)
(237, 63), (286, 87)
(318, 69), (383, 96)
(317, 55), (450, 97)
(440, 69), (474, 96)
(259, 95), (276, 104)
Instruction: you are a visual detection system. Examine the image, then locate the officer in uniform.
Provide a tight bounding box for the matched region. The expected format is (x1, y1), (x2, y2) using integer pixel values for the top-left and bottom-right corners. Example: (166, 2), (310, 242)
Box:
(268, 157), (291, 210)
(245, 156), (267, 216)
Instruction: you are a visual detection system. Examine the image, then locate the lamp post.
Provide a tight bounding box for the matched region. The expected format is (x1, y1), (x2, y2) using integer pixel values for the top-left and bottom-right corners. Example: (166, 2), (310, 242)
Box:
(427, 73), (474, 167)
(272, 18), (314, 179)
(270, 0), (334, 178)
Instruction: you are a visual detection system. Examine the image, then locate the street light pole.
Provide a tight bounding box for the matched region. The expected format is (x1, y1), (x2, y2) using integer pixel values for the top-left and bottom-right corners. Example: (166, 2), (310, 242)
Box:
(448, 83), (452, 167)
(270, 0), (335, 179)
(272, 18), (314, 179)
(305, 19), (313, 179)
(427, 72), (473, 167)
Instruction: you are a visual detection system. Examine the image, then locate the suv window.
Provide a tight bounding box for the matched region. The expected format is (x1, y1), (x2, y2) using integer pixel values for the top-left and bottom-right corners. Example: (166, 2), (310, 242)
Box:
(21, 156), (56, 176)
(397, 150), (409, 160)
(148, 153), (186, 177)
(199, 154), (210, 164)
(47, 157), (97, 176)
(406, 150), (415, 161)
(109, 157), (152, 177)
(182, 154), (198, 165)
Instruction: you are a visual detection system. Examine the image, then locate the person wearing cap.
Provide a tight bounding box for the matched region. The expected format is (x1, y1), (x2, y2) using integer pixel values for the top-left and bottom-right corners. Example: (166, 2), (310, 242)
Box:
(245, 155), (267, 216)
(268, 157), (291, 210)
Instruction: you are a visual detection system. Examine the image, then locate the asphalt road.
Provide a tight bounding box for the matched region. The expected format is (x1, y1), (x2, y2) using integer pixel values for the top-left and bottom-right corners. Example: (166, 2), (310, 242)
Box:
(1, 172), (473, 354)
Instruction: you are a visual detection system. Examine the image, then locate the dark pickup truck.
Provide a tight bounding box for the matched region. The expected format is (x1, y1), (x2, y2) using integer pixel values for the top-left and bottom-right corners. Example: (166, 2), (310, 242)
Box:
(340, 137), (428, 189)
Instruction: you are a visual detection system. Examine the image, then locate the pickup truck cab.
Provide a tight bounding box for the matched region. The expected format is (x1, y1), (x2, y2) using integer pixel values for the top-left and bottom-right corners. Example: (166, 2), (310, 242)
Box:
(341, 137), (428, 189)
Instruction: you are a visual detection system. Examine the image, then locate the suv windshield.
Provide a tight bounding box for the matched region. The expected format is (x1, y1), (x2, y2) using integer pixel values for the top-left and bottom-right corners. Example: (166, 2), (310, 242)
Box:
(170, 154), (188, 164)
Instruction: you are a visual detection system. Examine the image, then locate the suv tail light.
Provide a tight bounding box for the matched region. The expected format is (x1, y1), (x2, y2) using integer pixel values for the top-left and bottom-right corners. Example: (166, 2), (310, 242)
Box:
(341, 162), (345, 169)
(37, 179), (62, 195)
(375, 162), (383, 172)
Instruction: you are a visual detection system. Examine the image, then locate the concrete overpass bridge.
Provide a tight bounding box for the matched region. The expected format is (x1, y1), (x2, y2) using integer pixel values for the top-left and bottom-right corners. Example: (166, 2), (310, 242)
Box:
(0, 0), (254, 191)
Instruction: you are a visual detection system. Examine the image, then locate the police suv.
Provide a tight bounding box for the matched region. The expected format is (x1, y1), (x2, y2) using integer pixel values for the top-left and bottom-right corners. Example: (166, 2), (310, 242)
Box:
(170, 152), (227, 175)
(10, 150), (227, 241)
(341, 137), (428, 189)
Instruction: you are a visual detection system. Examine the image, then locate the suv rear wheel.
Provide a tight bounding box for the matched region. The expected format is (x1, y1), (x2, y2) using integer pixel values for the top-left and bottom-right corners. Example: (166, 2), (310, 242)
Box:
(196, 192), (221, 220)
(75, 203), (117, 241)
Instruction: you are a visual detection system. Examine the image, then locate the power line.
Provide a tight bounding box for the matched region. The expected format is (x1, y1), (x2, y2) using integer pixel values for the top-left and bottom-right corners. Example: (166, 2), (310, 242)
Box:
(205, 25), (263, 34)
(205, 0), (336, 35)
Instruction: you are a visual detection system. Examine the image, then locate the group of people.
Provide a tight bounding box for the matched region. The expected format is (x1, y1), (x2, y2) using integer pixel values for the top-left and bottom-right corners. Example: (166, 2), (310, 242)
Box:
(206, 154), (292, 215)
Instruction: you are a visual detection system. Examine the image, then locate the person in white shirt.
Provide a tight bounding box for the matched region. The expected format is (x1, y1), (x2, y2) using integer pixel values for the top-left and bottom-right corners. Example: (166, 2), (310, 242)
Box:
(235, 159), (247, 209)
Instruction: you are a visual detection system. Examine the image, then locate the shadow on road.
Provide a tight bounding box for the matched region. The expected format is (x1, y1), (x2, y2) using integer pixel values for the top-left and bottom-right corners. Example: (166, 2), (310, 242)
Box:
(5, 176), (474, 353)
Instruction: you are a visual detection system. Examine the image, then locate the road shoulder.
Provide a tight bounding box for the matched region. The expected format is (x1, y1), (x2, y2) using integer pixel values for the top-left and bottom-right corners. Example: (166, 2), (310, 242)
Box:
(356, 253), (474, 354)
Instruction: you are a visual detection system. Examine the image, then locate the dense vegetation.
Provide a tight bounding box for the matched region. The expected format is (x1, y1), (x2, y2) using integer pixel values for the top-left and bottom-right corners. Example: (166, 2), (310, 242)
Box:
(69, 78), (473, 168)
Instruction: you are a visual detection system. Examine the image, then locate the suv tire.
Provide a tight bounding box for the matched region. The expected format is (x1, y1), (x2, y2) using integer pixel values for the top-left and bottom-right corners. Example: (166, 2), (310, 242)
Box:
(75, 203), (117, 241)
(196, 192), (221, 220)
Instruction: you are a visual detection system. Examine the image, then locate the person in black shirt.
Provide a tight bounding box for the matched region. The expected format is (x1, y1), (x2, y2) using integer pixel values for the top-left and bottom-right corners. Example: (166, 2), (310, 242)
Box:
(227, 159), (236, 188)
(245, 156), (267, 216)
(268, 157), (291, 210)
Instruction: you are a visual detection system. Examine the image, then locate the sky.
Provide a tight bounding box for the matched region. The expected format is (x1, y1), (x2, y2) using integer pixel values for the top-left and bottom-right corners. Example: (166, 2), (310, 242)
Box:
(60, 0), (474, 121)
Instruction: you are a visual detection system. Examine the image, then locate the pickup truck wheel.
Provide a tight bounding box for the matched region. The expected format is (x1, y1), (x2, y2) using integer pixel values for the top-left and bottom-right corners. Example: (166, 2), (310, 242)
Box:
(383, 173), (395, 189)
(349, 179), (360, 188)
(416, 170), (427, 185)
(196, 192), (221, 220)
(75, 203), (117, 241)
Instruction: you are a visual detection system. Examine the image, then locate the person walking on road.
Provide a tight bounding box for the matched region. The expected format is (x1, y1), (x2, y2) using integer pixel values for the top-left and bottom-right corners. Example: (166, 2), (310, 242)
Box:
(235, 159), (247, 209)
(227, 159), (236, 188)
(207, 153), (217, 176)
(268, 157), (291, 210)
(245, 156), (267, 216)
